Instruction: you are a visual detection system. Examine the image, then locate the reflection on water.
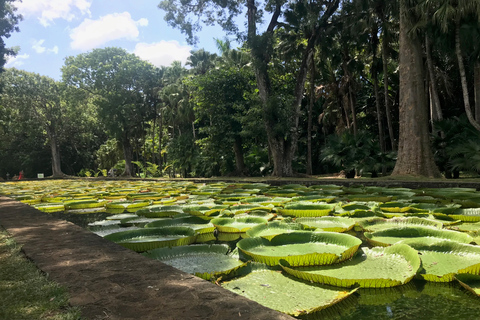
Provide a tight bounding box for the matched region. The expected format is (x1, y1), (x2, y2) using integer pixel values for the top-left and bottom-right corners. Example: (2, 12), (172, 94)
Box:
(300, 280), (480, 320)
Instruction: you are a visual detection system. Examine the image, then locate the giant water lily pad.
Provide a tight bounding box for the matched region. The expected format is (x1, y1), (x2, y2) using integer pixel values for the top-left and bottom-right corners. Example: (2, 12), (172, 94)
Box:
(136, 205), (184, 218)
(143, 244), (248, 280)
(449, 208), (480, 222)
(103, 226), (196, 252)
(245, 221), (306, 240)
(237, 231), (361, 267)
(105, 200), (150, 212)
(182, 204), (228, 217)
(404, 240), (480, 282)
(210, 217), (268, 233)
(64, 199), (106, 210)
(145, 216), (214, 234)
(455, 274), (480, 296)
(296, 216), (356, 232)
(33, 202), (65, 212)
(222, 268), (357, 316)
(277, 203), (336, 217)
(280, 243), (420, 288)
(357, 217), (443, 232)
(364, 226), (473, 246)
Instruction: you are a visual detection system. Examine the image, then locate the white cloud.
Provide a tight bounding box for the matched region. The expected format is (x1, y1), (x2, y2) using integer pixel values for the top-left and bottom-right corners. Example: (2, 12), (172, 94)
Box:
(70, 12), (148, 51)
(134, 41), (191, 68)
(48, 46), (59, 54)
(5, 54), (30, 68)
(15, 0), (92, 27)
(32, 39), (46, 53)
(137, 18), (149, 27)
(32, 39), (59, 55)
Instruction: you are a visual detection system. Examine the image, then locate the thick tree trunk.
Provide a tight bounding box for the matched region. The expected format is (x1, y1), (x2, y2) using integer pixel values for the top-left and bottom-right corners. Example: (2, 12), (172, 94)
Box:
(475, 61), (480, 122)
(122, 134), (134, 176)
(233, 136), (246, 175)
(425, 35), (443, 124)
(392, 1), (441, 178)
(47, 126), (64, 177)
(382, 32), (396, 150)
(456, 22), (480, 131)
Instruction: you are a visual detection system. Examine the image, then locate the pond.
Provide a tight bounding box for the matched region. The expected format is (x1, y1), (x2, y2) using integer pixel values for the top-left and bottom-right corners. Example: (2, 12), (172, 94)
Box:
(2, 179), (480, 319)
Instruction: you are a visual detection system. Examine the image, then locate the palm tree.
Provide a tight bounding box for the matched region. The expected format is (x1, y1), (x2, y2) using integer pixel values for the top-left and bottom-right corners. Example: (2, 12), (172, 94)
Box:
(428, 0), (480, 131)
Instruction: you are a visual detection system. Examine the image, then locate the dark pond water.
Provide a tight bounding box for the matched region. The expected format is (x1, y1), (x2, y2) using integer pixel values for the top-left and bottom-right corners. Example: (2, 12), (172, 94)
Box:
(49, 210), (480, 320)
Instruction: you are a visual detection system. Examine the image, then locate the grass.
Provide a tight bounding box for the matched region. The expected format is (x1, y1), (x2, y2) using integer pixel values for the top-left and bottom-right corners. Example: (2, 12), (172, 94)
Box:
(0, 229), (82, 320)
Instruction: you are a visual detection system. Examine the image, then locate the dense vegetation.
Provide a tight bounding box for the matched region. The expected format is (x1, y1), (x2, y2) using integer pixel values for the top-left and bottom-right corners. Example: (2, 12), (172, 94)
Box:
(1, 0), (480, 179)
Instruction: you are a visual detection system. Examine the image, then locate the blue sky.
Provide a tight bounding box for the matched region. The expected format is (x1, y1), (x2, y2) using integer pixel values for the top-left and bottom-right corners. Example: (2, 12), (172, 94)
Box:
(4, 0), (230, 80)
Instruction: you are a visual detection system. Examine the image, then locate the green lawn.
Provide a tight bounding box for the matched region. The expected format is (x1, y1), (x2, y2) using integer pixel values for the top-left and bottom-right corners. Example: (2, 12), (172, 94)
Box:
(0, 229), (82, 320)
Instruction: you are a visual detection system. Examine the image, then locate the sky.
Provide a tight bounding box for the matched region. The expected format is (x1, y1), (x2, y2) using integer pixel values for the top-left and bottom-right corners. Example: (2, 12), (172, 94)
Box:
(4, 0), (230, 80)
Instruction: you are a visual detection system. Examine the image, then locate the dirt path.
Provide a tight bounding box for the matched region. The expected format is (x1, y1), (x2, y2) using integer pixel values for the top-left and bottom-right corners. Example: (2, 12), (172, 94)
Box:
(0, 196), (294, 320)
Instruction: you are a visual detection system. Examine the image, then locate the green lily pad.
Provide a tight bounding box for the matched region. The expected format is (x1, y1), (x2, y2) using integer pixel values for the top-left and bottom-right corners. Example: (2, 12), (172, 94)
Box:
(449, 208), (480, 222)
(237, 231), (361, 267)
(379, 202), (414, 213)
(406, 240), (480, 282)
(33, 202), (65, 212)
(64, 199), (106, 210)
(145, 216), (215, 234)
(136, 205), (184, 218)
(277, 203), (336, 217)
(211, 217), (269, 233)
(245, 221), (306, 240)
(182, 204), (228, 217)
(105, 200), (150, 211)
(455, 274), (480, 296)
(280, 243), (420, 288)
(143, 244), (248, 280)
(364, 226), (473, 247)
(222, 268), (357, 316)
(356, 217), (443, 232)
(296, 217), (356, 232)
(103, 226), (196, 252)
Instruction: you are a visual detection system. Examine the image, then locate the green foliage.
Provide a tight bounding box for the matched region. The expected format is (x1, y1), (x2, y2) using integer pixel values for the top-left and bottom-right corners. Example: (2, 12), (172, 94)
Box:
(433, 116), (480, 177)
(0, 0), (22, 71)
(321, 131), (396, 177)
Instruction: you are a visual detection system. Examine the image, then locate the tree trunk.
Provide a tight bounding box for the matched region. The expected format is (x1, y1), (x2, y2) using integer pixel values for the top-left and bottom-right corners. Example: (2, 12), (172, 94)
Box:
(392, 1), (441, 178)
(47, 126), (64, 177)
(373, 72), (386, 154)
(425, 35), (443, 124)
(382, 30), (396, 150)
(475, 61), (480, 122)
(233, 136), (246, 175)
(122, 134), (134, 176)
(306, 54), (315, 176)
(456, 22), (480, 131)
(348, 86), (357, 137)
(158, 109), (164, 169)
(246, 0), (338, 177)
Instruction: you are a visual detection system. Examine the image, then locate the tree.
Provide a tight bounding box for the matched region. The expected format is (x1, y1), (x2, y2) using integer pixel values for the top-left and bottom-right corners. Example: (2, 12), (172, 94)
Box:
(62, 48), (160, 176)
(0, 0), (21, 72)
(391, 0), (441, 178)
(159, 0), (340, 176)
(428, 0), (480, 131)
(0, 69), (66, 177)
(189, 65), (256, 175)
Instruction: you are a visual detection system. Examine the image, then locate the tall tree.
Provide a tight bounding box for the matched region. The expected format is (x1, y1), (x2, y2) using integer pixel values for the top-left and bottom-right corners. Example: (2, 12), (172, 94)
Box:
(62, 48), (160, 176)
(0, 69), (65, 177)
(391, 0), (441, 177)
(0, 0), (21, 72)
(159, 0), (340, 176)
